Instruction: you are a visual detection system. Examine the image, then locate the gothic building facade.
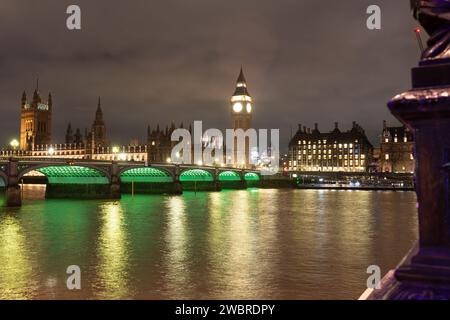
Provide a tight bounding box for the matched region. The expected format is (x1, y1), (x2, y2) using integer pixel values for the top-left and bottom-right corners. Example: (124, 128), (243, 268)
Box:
(147, 123), (190, 162)
(10, 69), (255, 166)
(378, 121), (415, 173)
(20, 84), (53, 150)
(65, 97), (107, 149)
(287, 122), (373, 172)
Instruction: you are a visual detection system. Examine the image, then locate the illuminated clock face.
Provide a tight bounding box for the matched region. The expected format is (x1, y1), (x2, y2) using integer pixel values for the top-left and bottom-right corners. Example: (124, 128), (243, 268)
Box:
(233, 102), (243, 112)
(246, 103), (252, 113)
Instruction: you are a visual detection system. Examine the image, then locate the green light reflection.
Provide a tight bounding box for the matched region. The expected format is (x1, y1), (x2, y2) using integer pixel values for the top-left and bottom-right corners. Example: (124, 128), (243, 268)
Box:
(95, 202), (131, 299)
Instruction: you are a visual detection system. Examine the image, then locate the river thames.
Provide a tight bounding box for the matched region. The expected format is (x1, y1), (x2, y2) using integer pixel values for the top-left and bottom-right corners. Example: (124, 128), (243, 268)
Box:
(0, 186), (417, 300)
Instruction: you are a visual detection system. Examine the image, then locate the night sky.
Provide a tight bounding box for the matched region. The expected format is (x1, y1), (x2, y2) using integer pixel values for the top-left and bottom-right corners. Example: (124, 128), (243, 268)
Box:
(0, 1), (420, 150)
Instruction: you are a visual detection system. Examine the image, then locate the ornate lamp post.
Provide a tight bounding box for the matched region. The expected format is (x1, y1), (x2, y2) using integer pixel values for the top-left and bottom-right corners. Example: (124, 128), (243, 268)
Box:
(10, 139), (19, 151)
(371, 1), (450, 299)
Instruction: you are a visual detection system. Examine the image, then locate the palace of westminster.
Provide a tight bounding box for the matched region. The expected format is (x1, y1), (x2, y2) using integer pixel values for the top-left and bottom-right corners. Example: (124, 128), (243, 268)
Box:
(1, 69), (414, 173)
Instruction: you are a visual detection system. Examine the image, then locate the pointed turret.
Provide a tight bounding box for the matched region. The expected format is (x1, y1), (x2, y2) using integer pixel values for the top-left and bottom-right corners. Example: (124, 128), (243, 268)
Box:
(48, 92), (53, 109)
(95, 96), (103, 120)
(91, 96), (106, 147)
(32, 77), (41, 104)
(21, 91), (27, 105)
(32, 89), (41, 104)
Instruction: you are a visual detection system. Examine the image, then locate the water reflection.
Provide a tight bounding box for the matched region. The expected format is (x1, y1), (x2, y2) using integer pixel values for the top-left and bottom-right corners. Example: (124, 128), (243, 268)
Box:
(0, 215), (37, 299)
(0, 189), (418, 300)
(94, 202), (130, 299)
(164, 196), (188, 298)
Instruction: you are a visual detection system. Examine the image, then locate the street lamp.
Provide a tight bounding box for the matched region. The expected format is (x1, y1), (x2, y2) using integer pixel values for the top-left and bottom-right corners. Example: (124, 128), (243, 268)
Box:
(10, 139), (19, 150)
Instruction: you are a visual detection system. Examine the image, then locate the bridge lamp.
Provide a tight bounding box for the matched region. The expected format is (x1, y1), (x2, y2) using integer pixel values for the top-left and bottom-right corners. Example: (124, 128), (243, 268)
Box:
(197, 160), (203, 166)
(10, 139), (19, 150)
(166, 157), (172, 163)
(48, 147), (55, 156)
(119, 153), (127, 161)
(175, 152), (180, 158)
(112, 146), (120, 154)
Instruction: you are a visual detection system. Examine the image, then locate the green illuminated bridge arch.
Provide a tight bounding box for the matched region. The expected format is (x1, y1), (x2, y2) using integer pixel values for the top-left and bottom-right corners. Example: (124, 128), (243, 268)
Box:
(120, 167), (173, 182)
(244, 172), (260, 181)
(22, 165), (110, 184)
(180, 169), (214, 182)
(218, 171), (241, 181)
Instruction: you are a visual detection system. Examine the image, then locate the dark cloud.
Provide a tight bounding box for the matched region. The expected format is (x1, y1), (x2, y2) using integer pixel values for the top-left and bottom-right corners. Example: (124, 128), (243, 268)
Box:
(0, 0), (420, 148)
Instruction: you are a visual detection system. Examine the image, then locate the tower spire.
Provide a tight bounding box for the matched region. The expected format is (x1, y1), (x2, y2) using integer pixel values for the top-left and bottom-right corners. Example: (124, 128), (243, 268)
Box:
(237, 66), (246, 84)
(233, 66), (251, 97)
(95, 96), (103, 120)
(21, 91), (27, 106)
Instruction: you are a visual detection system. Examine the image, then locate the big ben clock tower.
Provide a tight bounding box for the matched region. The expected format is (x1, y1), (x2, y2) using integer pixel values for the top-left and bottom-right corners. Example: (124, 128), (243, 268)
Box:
(230, 67), (253, 167)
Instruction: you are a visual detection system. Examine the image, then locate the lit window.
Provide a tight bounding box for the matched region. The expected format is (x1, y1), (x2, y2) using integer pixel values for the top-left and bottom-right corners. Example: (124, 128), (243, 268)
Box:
(404, 137), (408, 142)
(394, 137), (398, 143)
(410, 154), (414, 160)
(385, 154), (390, 160)
(385, 138), (389, 143)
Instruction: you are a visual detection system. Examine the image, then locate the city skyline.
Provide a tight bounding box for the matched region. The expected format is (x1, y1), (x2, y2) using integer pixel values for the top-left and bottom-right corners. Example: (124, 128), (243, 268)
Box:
(0, 1), (420, 148)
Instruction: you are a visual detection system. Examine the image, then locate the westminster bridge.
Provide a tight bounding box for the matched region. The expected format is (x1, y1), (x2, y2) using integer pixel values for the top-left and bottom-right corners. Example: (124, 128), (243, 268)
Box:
(0, 157), (266, 206)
